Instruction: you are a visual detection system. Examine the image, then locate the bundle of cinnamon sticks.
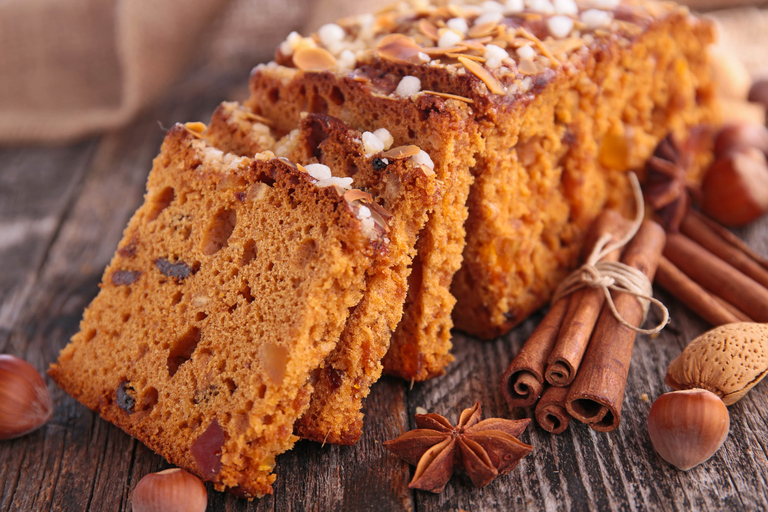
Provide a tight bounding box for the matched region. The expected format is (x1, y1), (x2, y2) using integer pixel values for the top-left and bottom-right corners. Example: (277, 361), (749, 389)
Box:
(501, 209), (667, 434)
(656, 209), (768, 325)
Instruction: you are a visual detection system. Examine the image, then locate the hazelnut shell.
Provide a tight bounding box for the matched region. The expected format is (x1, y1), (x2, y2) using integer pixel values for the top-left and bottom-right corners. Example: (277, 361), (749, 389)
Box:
(701, 147), (768, 227)
(0, 355), (53, 440)
(648, 389), (729, 471)
(132, 468), (207, 512)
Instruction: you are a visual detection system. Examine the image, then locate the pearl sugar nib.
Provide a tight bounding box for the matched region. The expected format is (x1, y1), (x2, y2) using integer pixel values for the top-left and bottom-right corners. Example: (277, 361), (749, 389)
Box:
(132, 468), (207, 512)
(0, 355), (53, 440)
(647, 389), (729, 471)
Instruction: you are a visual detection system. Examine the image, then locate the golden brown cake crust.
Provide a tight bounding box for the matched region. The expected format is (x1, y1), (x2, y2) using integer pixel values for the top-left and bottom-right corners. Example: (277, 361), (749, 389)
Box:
(251, 0), (718, 340)
(49, 124), (387, 497)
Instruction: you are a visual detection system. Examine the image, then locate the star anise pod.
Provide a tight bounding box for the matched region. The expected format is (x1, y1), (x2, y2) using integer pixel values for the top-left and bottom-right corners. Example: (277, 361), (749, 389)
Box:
(383, 403), (532, 493)
(643, 133), (702, 232)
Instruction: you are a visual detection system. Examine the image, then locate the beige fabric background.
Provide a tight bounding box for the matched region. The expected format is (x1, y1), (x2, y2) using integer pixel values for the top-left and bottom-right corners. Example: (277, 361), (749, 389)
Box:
(0, 0), (765, 144)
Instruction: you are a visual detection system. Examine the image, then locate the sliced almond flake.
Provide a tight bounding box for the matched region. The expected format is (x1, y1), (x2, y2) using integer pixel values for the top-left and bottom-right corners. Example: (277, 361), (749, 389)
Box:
(594, 28), (613, 38)
(293, 47), (338, 71)
(343, 188), (374, 203)
(435, 19), (447, 28)
(488, 38), (509, 49)
(516, 27), (560, 67)
(457, 56), (505, 95)
(461, 36), (493, 51)
(184, 122), (206, 136)
(243, 111), (274, 126)
(422, 90), (474, 104)
(376, 34), (426, 64)
(419, 164), (436, 177)
(343, 189), (392, 232)
(381, 145), (422, 159)
(419, 19), (439, 41)
(422, 45), (468, 56)
(517, 58), (539, 75)
(447, 53), (485, 62)
(545, 37), (586, 56)
(295, 163), (308, 173)
(353, 75), (371, 83)
(331, 183), (347, 196)
(468, 21), (499, 39)
(446, 4), (465, 18)
(367, 200), (394, 229)
(614, 20), (644, 37)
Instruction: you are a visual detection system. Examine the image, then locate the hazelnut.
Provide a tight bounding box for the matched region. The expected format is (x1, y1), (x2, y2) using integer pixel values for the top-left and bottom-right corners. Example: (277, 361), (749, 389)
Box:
(648, 389), (729, 471)
(132, 468), (207, 512)
(747, 79), (768, 112)
(701, 147), (768, 227)
(0, 355), (53, 440)
(713, 123), (768, 158)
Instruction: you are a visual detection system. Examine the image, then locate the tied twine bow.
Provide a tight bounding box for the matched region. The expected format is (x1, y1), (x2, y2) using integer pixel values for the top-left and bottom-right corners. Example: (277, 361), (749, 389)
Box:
(551, 172), (669, 335)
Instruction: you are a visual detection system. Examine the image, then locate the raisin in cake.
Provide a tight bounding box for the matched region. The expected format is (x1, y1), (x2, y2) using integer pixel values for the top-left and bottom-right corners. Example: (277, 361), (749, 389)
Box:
(49, 122), (389, 497)
(248, 0), (717, 340)
(205, 102), (441, 444)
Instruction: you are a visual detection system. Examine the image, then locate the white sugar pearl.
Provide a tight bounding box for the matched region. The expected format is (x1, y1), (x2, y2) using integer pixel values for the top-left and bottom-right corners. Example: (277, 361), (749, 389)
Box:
(526, 0), (555, 14)
(395, 76), (422, 97)
(437, 29), (463, 48)
(373, 128), (394, 150)
(547, 15), (574, 38)
(474, 11), (504, 25)
(484, 44), (509, 61)
(553, 0), (578, 15)
(481, 1), (506, 12)
(581, 8), (612, 29)
(516, 45), (535, 60)
(305, 163), (332, 181)
(505, 0), (524, 12)
(447, 17), (469, 34)
(362, 132), (385, 155)
(317, 23), (345, 46)
(411, 150), (434, 170)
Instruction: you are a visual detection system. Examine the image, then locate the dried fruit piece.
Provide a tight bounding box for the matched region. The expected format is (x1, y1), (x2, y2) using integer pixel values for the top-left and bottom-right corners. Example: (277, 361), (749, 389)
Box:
(191, 419), (226, 480)
(112, 270), (142, 286)
(381, 145), (421, 159)
(666, 323), (768, 405)
(155, 258), (191, 280)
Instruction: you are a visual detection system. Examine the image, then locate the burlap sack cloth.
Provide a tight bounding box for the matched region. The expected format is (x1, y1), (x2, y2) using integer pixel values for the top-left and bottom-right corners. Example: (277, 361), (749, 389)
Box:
(0, 0), (765, 144)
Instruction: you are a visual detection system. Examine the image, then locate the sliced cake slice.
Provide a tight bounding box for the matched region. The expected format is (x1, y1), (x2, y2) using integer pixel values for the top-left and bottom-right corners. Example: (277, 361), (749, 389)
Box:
(49, 122), (388, 497)
(206, 102), (441, 444)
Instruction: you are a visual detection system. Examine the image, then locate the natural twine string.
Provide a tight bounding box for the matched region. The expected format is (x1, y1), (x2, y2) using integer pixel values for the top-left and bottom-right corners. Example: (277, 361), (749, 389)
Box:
(551, 172), (669, 335)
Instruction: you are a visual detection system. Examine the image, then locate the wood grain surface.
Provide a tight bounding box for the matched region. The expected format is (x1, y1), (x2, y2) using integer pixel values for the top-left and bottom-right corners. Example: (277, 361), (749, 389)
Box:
(1, 70), (767, 512)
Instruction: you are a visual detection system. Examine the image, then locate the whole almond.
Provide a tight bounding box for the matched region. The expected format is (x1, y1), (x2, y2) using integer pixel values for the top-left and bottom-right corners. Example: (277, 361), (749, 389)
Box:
(666, 323), (768, 405)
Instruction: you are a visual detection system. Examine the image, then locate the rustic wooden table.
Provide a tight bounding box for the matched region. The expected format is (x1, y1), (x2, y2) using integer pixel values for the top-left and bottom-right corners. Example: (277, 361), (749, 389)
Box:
(1, 68), (767, 512)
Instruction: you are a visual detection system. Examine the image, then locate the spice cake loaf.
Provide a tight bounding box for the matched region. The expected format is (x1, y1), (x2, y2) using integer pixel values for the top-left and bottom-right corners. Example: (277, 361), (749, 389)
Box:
(49, 122), (390, 497)
(247, 0), (718, 340)
(205, 101), (441, 443)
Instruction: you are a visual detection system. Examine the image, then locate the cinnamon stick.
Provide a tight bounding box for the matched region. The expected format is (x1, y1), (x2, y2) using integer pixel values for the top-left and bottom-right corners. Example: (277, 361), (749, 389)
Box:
(689, 209), (768, 270)
(535, 385), (571, 434)
(655, 256), (747, 326)
(680, 212), (768, 289)
(664, 233), (768, 322)
(566, 220), (666, 432)
(712, 295), (753, 323)
(545, 210), (631, 387)
(500, 297), (570, 408)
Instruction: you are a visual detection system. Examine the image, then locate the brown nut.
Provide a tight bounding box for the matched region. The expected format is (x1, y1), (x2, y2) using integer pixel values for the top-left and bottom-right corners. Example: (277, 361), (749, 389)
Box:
(666, 323), (768, 405)
(713, 123), (768, 158)
(701, 147), (768, 227)
(0, 355), (53, 440)
(648, 389), (729, 471)
(132, 468), (207, 512)
(747, 79), (768, 112)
